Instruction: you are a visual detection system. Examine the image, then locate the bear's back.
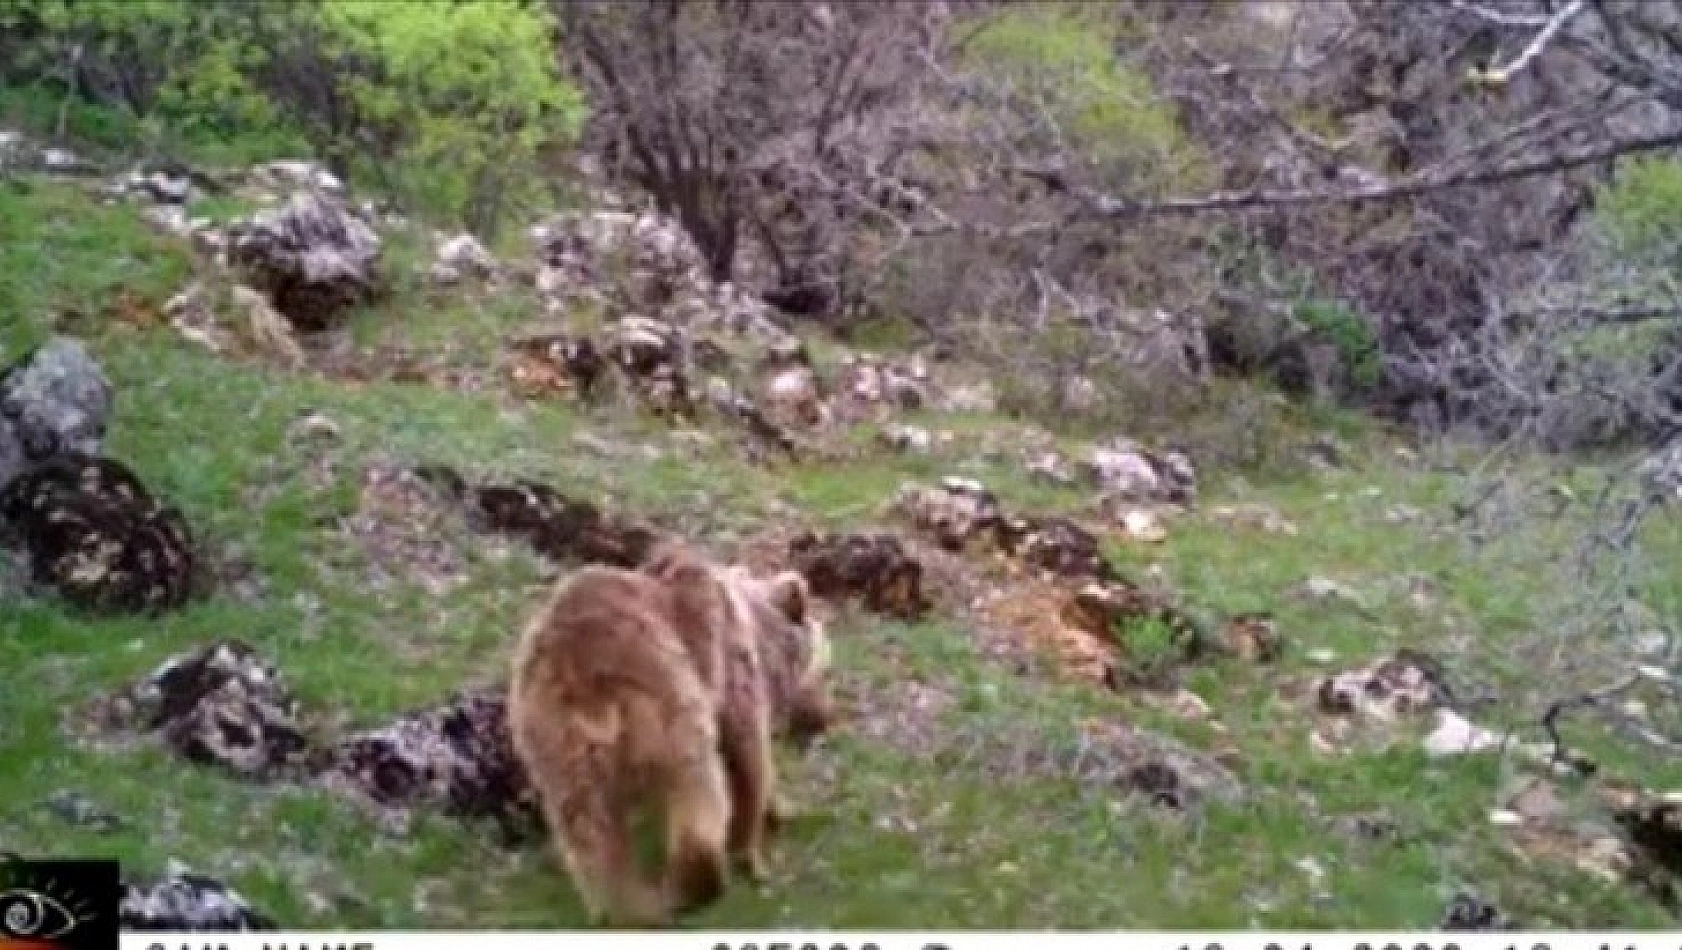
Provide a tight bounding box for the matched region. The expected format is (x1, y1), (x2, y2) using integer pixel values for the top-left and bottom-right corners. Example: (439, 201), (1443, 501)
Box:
(512, 566), (696, 706)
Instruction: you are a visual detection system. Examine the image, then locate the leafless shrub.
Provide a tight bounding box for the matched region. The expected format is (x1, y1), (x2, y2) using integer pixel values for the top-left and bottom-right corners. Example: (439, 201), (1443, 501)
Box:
(555, 0), (946, 319)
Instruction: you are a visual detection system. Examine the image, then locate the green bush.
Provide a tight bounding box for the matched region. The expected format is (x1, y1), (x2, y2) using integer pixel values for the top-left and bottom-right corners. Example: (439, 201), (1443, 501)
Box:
(1293, 296), (1381, 391)
(959, 3), (1210, 194)
(0, 0), (316, 162)
(1109, 612), (1185, 685)
(320, 0), (586, 235)
(0, 0), (587, 237)
(1595, 155), (1682, 264)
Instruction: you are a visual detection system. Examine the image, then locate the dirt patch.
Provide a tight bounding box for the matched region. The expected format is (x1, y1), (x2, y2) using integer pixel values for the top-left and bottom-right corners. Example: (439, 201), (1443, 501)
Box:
(1208, 503), (1299, 536)
(975, 576), (1118, 686)
(940, 716), (1244, 811)
(309, 339), (487, 393)
(831, 660), (957, 761)
(506, 331), (605, 401)
(1496, 775), (1680, 909)
(974, 569), (1231, 691)
(340, 462), (475, 596)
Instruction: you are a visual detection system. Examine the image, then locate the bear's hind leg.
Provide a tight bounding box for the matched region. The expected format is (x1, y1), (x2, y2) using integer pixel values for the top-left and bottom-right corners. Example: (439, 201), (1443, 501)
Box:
(662, 748), (732, 915)
(545, 788), (670, 928)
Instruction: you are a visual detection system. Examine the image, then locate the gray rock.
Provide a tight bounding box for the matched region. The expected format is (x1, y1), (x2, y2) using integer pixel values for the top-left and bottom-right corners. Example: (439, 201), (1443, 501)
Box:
(39, 147), (100, 176)
(42, 788), (124, 832)
(0, 128), (23, 171)
(118, 169), (192, 205)
(121, 860), (278, 931)
(250, 159), (344, 197)
(226, 190), (383, 332)
(0, 337), (113, 489)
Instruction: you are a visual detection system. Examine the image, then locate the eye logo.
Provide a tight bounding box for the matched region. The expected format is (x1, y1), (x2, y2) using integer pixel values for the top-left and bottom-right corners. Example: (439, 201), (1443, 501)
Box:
(0, 860), (118, 950)
(0, 888), (83, 941)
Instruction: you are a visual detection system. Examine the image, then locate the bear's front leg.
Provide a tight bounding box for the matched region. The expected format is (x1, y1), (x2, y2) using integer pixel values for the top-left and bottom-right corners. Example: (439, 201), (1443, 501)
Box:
(719, 676), (776, 883)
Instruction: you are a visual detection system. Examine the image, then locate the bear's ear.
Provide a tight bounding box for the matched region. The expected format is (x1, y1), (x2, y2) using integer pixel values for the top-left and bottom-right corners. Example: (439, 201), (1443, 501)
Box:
(766, 570), (811, 625)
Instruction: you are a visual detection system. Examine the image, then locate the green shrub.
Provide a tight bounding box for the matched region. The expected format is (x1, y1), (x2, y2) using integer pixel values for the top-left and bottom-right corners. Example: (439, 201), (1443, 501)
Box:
(959, 3), (1210, 194)
(1595, 155), (1682, 263)
(1292, 296), (1381, 391)
(0, 0), (316, 162)
(320, 0), (587, 235)
(1110, 612), (1185, 684)
(0, 0), (587, 237)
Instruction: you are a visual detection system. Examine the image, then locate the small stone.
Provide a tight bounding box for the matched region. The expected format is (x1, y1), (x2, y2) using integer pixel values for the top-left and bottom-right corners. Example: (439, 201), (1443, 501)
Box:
(287, 412), (340, 442)
(1118, 508), (1167, 543)
(1632, 631), (1670, 657)
(1384, 505), (1422, 524)
(878, 423), (933, 454)
(1026, 450), (1076, 486)
(1423, 709), (1502, 757)
(1141, 688), (1212, 721)
(42, 790), (123, 832)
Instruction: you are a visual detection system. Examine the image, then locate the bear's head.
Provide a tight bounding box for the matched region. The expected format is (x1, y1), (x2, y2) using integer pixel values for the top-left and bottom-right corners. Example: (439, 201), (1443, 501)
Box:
(751, 567), (835, 748)
(642, 540), (836, 747)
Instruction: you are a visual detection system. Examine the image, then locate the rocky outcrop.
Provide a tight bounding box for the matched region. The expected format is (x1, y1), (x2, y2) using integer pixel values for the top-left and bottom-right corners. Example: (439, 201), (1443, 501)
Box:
(227, 191), (383, 331)
(789, 530), (931, 621)
(831, 352), (931, 423)
(89, 640), (310, 781)
(0, 337), (113, 490)
(319, 689), (540, 842)
(122, 863), (278, 932)
(0, 454), (196, 612)
(1086, 438), (1198, 507)
(530, 207), (800, 353)
(410, 465), (663, 570)
(892, 477), (1008, 553)
(430, 232), (499, 287)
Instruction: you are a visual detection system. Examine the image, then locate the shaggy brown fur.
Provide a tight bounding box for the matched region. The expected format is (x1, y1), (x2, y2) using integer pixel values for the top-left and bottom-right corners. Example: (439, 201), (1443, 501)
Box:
(508, 540), (832, 927)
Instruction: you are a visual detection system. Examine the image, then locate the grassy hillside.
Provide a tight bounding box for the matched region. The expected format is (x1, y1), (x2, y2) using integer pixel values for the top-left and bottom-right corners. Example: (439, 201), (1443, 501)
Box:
(2, 177), (1679, 930)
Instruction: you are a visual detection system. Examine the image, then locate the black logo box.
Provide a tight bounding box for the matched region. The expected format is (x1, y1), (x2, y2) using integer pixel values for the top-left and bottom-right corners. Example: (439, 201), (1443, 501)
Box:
(0, 858), (121, 950)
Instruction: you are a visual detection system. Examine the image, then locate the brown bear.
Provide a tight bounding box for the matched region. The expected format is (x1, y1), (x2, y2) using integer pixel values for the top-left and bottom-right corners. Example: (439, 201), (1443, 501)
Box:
(508, 540), (833, 927)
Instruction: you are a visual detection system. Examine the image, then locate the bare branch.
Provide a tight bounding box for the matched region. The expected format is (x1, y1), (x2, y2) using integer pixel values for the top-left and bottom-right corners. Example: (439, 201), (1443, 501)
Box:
(1448, 0), (1553, 29)
(1474, 0), (1587, 85)
(904, 125), (1682, 240)
(1512, 303), (1682, 325)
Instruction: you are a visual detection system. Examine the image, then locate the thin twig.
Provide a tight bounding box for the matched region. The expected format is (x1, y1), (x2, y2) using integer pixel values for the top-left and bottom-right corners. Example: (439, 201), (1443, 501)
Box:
(1477, 0), (1587, 84)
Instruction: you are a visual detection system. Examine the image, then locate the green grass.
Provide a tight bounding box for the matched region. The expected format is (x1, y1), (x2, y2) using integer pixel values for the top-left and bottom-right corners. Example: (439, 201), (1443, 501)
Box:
(2, 177), (1679, 929)
(0, 179), (194, 351)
